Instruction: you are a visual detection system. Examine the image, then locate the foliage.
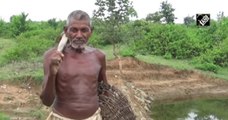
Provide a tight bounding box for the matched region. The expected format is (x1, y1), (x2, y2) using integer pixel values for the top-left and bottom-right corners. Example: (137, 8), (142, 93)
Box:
(2, 27), (58, 64)
(0, 19), (12, 38)
(146, 12), (162, 23)
(160, 1), (177, 24)
(9, 12), (29, 37)
(146, 1), (176, 24)
(93, 0), (137, 23)
(47, 18), (58, 29)
(184, 15), (195, 26)
(3, 38), (54, 63)
(120, 46), (135, 57)
(192, 37), (228, 72)
(132, 24), (197, 59)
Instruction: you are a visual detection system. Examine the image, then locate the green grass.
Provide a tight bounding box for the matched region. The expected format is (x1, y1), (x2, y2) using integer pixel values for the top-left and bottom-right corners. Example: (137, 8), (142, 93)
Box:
(0, 113), (10, 120)
(30, 109), (48, 120)
(0, 61), (43, 83)
(136, 54), (194, 70)
(214, 67), (228, 80)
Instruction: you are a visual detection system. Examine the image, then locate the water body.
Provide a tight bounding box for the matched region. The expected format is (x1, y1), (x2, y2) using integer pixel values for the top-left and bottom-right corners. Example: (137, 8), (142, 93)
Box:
(151, 98), (228, 120)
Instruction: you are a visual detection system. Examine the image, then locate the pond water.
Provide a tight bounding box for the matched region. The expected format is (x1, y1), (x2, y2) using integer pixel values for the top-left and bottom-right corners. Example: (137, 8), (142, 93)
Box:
(151, 98), (228, 120)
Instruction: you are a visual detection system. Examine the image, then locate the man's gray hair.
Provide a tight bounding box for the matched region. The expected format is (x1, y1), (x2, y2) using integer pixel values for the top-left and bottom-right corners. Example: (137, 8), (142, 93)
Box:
(66, 10), (92, 27)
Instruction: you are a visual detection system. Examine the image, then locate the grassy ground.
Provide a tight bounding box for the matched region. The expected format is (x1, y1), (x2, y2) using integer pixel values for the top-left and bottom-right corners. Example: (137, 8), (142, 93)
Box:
(0, 112), (10, 120)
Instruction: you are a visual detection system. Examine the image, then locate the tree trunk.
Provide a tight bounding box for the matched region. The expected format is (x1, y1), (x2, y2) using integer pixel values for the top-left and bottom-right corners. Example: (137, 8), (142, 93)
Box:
(112, 43), (123, 75)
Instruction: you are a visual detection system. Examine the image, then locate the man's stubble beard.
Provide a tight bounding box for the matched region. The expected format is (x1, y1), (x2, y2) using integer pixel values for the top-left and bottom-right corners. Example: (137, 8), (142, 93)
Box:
(69, 39), (87, 51)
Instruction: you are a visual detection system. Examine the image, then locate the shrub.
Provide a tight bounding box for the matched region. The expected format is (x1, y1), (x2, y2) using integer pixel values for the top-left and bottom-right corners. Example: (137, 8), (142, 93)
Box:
(120, 47), (136, 57)
(3, 38), (54, 63)
(17, 28), (61, 41)
(194, 62), (219, 73)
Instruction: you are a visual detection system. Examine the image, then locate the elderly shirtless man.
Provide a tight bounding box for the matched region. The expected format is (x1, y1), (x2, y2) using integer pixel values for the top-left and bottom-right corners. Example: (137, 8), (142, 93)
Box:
(40, 10), (108, 120)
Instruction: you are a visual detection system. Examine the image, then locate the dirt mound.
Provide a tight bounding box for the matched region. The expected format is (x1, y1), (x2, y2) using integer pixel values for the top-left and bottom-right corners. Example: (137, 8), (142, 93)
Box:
(107, 57), (165, 69)
(0, 81), (48, 120)
(1, 57), (228, 120)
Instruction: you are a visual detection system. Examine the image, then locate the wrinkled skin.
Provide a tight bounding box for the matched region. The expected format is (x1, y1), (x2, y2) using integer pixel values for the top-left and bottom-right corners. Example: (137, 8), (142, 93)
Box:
(40, 19), (108, 119)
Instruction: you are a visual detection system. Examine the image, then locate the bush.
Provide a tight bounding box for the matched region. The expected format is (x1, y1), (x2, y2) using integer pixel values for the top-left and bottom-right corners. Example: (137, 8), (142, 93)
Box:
(17, 28), (61, 41)
(194, 62), (219, 73)
(120, 47), (136, 57)
(3, 38), (54, 63)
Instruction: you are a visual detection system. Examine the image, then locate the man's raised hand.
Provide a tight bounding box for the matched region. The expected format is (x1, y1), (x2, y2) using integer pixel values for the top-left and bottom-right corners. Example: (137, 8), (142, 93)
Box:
(49, 51), (64, 75)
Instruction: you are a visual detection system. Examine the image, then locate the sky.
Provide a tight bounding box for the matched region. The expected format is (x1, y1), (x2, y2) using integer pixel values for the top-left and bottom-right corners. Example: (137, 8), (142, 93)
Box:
(0, 0), (227, 23)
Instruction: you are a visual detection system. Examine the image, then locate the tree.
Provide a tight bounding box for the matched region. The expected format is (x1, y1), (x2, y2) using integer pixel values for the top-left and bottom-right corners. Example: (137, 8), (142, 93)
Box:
(217, 11), (224, 22)
(160, 1), (176, 24)
(48, 18), (58, 29)
(9, 12), (29, 37)
(93, 0), (137, 57)
(146, 12), (162, 23)
(184, 15), (195, 26)
(146, 1), (176, 24)
(93, 0), (137, 74)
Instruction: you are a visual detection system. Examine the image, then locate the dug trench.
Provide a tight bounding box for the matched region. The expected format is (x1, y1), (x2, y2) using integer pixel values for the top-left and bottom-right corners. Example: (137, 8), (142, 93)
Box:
(1, 57), (228, 120)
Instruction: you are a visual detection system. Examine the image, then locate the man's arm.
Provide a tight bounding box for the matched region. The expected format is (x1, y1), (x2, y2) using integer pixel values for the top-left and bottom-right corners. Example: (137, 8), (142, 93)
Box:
(97, 51), (108, 84)
(40, 49), (63, 106)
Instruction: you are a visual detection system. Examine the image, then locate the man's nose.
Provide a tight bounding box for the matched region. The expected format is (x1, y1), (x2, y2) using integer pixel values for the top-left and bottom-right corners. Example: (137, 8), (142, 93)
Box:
(75, 31), (83, 39)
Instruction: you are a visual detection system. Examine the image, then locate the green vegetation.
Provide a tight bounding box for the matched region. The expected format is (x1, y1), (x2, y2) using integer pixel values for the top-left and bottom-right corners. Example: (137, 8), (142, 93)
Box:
(30, 109), (48, 120)
(0, 113), (10, 120)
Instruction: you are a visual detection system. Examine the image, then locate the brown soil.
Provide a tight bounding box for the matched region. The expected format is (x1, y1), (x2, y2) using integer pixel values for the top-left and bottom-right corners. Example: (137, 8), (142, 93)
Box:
(1, 57), (228, 120)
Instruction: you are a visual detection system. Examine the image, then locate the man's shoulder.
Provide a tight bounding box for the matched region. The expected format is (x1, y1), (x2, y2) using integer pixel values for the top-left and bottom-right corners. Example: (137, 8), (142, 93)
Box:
(87, 47), (105, 60)
(86, 46), (106, 57)
(94, 48), (106, 58)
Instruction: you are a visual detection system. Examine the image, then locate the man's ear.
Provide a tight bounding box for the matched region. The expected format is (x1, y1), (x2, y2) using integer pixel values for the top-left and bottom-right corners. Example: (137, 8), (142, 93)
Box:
(88, 27), (93, 38)
(63, 26), (69, 37)
(63, 26), (68, 34)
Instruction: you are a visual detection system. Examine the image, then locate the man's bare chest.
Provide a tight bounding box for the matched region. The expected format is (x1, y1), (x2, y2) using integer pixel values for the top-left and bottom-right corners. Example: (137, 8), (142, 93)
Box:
(58, 53), (101, 79)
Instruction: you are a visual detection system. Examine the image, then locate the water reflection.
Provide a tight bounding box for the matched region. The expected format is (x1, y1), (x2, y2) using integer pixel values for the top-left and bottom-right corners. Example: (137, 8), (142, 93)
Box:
(151, 98), (228, 120)
(184, 111), (219, 120)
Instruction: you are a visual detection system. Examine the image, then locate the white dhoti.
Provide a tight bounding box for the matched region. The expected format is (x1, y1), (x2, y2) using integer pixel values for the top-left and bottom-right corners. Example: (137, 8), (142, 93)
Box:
(46, 108), (102, 120)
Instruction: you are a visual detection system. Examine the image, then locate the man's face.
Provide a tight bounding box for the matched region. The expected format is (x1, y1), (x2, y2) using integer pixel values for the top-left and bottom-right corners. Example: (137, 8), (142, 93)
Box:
(65, 19), (92, 50)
